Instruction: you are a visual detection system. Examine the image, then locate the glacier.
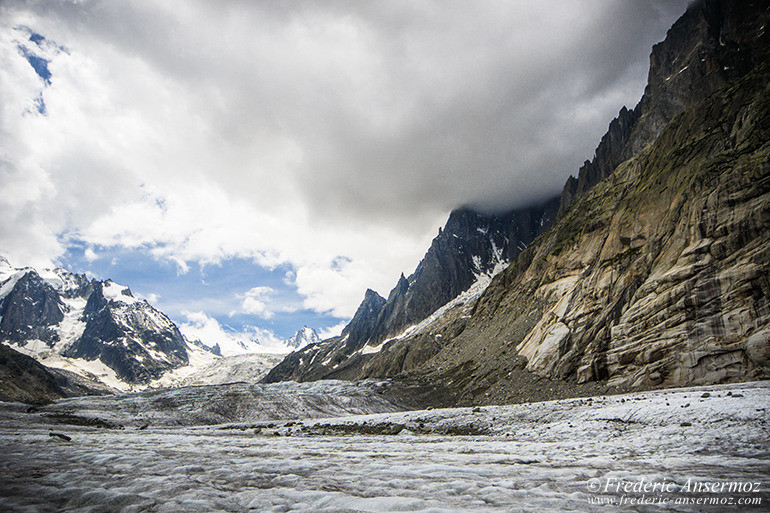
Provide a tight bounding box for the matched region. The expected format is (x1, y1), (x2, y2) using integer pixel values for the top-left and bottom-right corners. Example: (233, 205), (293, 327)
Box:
(0, 380), (766, 512)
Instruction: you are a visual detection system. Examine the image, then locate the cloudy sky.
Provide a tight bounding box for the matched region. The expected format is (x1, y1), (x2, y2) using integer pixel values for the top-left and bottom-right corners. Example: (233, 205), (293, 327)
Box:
(0, 0), (689, 349)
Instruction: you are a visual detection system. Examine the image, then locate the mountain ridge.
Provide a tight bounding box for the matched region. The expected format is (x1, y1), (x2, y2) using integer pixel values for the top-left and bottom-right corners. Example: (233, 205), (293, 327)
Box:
(265, 0), (770, 401)
(413, 61), (770, 404)
(560, 0), (768, 214)
(264, 197), (559, 383)
(0, 258), (195, 389)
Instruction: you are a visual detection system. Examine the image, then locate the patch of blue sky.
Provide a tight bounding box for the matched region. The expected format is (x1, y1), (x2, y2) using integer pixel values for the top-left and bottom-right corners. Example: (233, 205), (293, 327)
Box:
(28, 31), (46, 46)
(57, 244), (347, 339)
(32, 93), (46, 114)
(18, 45), (51, 84)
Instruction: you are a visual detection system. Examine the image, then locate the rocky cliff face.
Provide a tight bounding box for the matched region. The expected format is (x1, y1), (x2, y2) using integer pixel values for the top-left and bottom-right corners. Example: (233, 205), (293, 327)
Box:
(559, 0), (768, 215)
(0, 271), (65, 347)
(0, 261), (189, 386)
(284, 326), (321, 350)
(559, 106), (638, 215)
(266, 0), (769, 402)
(369, 204), (559, 345)
(416, 64), (770, 403)
(62, 281), (189, 384)
(264, 288), (387, 382)
(264, 198), (559, 383)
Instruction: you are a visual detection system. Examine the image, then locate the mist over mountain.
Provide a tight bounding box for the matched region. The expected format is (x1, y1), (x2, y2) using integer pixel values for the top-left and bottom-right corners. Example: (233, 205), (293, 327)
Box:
(266, 0), (770, 403)
(0, 5), (768, 511)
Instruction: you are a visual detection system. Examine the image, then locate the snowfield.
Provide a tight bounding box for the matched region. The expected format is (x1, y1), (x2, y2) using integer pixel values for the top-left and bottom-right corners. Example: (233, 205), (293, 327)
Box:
(0, 381), (767, 512)
(179, 353), (288, 387)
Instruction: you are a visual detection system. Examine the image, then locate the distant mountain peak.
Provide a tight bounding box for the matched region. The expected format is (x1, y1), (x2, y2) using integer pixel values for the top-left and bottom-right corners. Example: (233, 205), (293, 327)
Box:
(285, 326), (320, 349)
(0, 261), (189, 388)
(264, 198), (559, 383)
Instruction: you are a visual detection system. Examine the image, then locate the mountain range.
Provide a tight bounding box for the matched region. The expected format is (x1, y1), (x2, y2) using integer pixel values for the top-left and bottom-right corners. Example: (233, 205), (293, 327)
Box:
(264, 202), (558, 382)
(264, 0), (770, 404)
(0, 256), (191, 388)
(0, 256), (318, 399)
(1, 0), (767, 406)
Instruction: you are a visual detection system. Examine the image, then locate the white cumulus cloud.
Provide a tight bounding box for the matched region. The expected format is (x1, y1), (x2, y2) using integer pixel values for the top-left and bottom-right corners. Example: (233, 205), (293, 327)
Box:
(0, 0), (690, 317)
(236, 286), (276, 319)
(179, 310), (289, 356)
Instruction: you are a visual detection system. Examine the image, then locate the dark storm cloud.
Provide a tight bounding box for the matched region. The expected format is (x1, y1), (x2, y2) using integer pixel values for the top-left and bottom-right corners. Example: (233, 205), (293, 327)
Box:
(288, 0), (692, 217)
(15, 0), (687, 220)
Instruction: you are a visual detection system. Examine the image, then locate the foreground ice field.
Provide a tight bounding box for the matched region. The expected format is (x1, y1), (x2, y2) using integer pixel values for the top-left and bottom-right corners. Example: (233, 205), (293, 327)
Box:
(0, 380), (768, 512)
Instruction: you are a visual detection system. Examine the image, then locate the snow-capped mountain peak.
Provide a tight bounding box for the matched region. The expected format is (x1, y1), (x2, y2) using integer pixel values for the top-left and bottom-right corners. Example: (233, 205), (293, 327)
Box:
(285, 326), (320, 349)
(101, 279), (140, 305)
(0, 258), (189, 389)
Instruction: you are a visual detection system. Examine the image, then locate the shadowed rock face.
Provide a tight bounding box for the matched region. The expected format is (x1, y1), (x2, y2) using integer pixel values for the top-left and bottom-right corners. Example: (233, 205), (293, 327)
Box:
(0, 342), (65, 404)
(0, 272), (64, 347)
(342, 289), (388, 353)
(0, 343), (113, 403)
(559, 107), (639, 216)
(368, 204), (560, 345)
(559, 0), (768, 215)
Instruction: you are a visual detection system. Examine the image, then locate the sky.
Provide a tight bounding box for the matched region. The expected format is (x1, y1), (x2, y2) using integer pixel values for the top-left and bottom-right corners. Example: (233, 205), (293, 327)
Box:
(0, 0), (690, 349)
